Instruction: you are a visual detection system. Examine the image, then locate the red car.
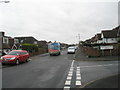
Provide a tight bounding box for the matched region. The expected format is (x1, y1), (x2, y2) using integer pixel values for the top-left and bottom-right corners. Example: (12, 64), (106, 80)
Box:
(0, 50), (30, 65)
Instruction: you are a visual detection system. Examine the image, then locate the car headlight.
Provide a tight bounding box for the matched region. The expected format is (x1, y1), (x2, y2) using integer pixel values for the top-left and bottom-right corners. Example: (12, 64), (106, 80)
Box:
(9, 57), (16, 60)
(0, 57), (3, 60)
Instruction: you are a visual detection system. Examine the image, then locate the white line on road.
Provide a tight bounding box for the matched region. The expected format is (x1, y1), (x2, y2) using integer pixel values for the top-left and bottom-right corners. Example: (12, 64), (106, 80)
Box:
(75, 67), (82, 86)
(65, 81), (71, 85)
(64, 60), (75, 89)
(76, 74), (81, 77)
(64, 86), (70, 90)
(76, 76), (81, 80)
(67, 76), (72, 80)
(76, 81), (81, 85)
(77, 68), (80, 71)
(68, 73), (73, 77)
(77, 67), (80, 69)
(80, 64), (118, 68)
(69, 71), (73, 74)
(76, 71), (80, 74)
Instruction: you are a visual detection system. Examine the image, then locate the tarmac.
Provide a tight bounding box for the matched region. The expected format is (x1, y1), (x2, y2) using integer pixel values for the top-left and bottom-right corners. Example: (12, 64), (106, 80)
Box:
(80, 74), (119, 88)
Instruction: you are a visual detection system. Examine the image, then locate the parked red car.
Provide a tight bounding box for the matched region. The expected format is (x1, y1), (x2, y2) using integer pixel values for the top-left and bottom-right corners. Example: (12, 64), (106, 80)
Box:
(0, 50), (30, 65)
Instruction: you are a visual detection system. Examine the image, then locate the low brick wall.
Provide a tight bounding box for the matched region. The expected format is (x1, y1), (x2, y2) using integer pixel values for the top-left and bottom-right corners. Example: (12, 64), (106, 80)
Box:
(80, 43), (119, 57)
(82, 46), (101, 57)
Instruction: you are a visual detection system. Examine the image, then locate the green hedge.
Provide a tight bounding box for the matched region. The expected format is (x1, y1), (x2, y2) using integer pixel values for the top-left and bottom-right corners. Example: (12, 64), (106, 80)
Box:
(22, 43), (38, 53)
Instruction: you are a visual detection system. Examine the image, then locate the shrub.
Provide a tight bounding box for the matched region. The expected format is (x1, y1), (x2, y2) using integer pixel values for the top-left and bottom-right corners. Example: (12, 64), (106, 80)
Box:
(21, 43), (38, 53)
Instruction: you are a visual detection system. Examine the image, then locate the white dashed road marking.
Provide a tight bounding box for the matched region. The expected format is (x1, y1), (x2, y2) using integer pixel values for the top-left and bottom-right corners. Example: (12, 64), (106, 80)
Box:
(76, 76), (81, 80)
(65, 80), (71, 85)
(68, 73), (73, 77)
(67, 76), (72, 80)
(64, 60), (82, 90)
(76, 81), (81, 85)
(63, 86), (70, 90)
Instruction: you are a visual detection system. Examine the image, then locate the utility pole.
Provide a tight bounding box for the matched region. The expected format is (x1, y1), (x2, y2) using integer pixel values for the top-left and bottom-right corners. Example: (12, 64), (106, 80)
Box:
(76, 33), (80, 45)
(78, 33), (80, 42)
(78, 33), (80, 45)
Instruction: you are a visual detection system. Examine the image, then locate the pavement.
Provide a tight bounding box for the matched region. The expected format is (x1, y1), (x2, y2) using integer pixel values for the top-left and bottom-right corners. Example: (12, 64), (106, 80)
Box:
(81, 74), (119, 88)
(75, 46), (119, 61)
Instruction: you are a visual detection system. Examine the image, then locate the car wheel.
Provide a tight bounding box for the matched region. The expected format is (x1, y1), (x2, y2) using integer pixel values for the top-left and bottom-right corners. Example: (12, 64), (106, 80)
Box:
(2, 63), (5, 65)
(16, 59), (19, 65)
(26, 58), (29, 62)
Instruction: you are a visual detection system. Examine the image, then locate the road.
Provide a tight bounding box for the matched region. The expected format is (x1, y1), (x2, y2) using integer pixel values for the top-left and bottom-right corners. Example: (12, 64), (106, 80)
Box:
(2, 50), (119, 89)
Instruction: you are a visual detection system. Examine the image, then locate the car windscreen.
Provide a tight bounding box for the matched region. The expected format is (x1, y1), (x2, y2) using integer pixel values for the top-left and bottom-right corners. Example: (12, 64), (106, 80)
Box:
(8, 51), (20, 55)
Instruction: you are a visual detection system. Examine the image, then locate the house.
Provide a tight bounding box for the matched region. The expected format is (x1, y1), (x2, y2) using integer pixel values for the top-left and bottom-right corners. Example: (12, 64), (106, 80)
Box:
(95, 33), (102, 44)
(101, 29), (118, 44)
(0, 32), (20, 55)
(113, 25), (120, 42)
(37, 40), (48, 48)
(15, 36), (38, 45)
(90, 36), (96, 44)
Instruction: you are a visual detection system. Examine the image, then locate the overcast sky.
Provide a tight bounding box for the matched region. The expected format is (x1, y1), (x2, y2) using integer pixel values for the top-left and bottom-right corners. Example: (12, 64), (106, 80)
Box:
(0, 0), (119, 44)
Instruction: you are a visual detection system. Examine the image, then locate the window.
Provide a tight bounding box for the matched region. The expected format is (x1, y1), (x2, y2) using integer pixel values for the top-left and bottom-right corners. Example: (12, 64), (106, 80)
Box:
(23, 52), (27, 55)
(3, 37), (8, 44)
(14, 39), (19, 44)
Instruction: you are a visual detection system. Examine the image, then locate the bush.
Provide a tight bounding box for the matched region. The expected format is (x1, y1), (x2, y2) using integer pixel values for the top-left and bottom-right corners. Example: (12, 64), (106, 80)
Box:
(21, 43), (38, 53)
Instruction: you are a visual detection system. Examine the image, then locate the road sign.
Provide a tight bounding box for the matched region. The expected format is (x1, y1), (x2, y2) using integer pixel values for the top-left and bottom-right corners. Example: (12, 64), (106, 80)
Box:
(100, 45), (113, 50)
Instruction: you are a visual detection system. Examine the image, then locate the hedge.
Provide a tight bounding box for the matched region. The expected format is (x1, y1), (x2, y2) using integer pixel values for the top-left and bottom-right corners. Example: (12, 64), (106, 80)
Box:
(21, 43), (38, 53)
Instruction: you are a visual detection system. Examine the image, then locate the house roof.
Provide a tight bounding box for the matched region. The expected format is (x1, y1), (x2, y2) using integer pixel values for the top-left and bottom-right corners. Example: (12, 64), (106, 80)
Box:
(101, 25), (120, 38)
(102, 29), (117, 38)
(90, 36), (96, 42)
(15, 36), (38, 44)
(113, 25), (120, 37)
(95, 33), (102, 40)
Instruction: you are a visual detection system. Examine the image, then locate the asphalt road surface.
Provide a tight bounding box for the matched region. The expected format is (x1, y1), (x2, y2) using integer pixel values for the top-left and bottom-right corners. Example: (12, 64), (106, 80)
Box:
(2, 50), (119, 89)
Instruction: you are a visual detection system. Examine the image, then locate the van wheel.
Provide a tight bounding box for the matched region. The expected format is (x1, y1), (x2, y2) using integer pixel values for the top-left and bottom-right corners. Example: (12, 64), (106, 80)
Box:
(50, 54), (52, 56)
(16, 60), (19, 65)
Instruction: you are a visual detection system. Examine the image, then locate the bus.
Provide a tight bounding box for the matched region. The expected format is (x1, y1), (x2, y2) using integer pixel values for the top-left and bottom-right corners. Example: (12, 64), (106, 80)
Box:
(48, 42), (61, 56)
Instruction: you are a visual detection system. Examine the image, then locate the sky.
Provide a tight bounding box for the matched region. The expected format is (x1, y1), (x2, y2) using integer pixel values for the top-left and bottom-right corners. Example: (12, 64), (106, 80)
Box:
(0, 0), (119, 44)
